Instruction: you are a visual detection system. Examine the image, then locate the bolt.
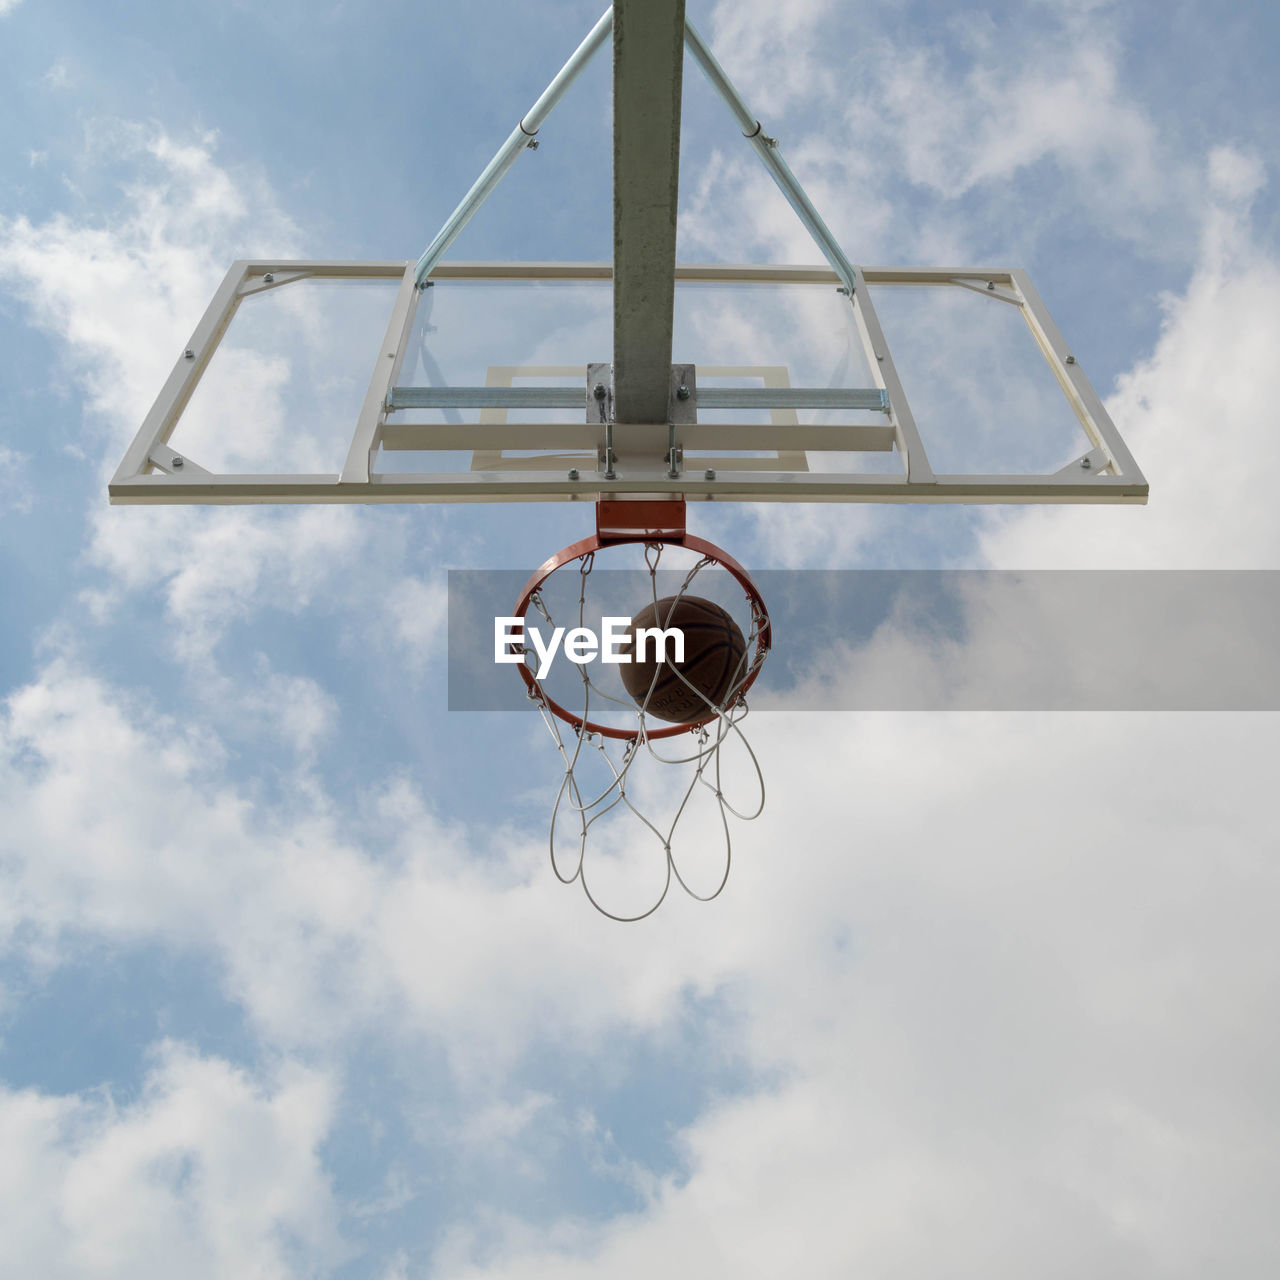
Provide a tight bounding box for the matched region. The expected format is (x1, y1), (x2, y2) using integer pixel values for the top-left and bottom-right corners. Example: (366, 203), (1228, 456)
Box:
(567, 468), (579, 481)
(264, 273), (274, 283)
(526, 139), (539, 151)
(676, 384), (690, 401)
(875, 353), (884, 362)
(593, 383), (607, 400)
(986, 281), (996, 291)
(171, 456), (184, 468)
(1065, 355), (1076, 365)
(704, 468), (716, 481)
(184, 349), (195, 360)
(1080, 457), (1092, 470)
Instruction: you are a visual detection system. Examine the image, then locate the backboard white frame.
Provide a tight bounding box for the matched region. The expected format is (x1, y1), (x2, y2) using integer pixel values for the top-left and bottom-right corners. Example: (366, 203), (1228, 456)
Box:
(109, 258), (1148, 506)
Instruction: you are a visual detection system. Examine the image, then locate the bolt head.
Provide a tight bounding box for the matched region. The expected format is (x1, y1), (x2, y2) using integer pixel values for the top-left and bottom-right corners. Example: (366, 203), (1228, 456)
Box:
(593, 383), (607, 400)
(1080, 457), (1092, 470)
(183, 349), (195, 359)
(263, 273), (274, 283)
(986, 281), (996, 290)
(1065, 355), (1076, 364)
(171, 456), (184, 468)
(567, 468), (579, 481)
(676, 384), (690, 400)
(704, 468), (716, 481)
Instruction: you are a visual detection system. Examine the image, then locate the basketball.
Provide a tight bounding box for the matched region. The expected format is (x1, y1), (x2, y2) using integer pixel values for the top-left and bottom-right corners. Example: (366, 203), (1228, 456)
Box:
(620, 595), (749, 724)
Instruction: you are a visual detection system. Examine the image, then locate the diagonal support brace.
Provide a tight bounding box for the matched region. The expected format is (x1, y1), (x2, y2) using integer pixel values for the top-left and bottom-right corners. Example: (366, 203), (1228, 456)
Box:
(413, 8), (614, 286)
(683, 19), (858, 294)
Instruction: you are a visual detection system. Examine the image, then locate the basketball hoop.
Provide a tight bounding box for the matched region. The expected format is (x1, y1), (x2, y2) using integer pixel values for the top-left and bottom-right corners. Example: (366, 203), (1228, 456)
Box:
(511, 502), (771, 920)
(106, 2), (1149, 925)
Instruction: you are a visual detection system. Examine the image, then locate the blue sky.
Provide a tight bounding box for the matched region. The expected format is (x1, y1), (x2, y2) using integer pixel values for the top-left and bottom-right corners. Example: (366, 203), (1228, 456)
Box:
(2, 1), (1280, 1276)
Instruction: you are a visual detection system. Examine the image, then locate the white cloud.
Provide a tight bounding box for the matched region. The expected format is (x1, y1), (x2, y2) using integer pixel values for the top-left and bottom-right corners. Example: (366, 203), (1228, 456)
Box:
(1207, 145), (1266, 203)
(446, 1093), (558, 1183)
(0, 123), (298, 453)
(706, 0), (838, 116)
(348, 1167), (418, 1221)
(85, 503), (370, 657)
(685, 2), (1177, 269)
(412, 706), (1280, 1278)
(0, 1042), (344, 1278)
(878, 40), (1160, 206)
(384, 574), (450, 677)
(0, 445), (33, 513)
(219, 658), (339, 755)
(6, 648), (1280, 1275)
(1, 0), (24, 18)
(0, 659), (734, 1063)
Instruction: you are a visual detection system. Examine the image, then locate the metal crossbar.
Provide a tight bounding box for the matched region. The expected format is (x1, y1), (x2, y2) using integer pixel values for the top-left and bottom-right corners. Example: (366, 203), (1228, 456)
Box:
(387, 386), (891, 412)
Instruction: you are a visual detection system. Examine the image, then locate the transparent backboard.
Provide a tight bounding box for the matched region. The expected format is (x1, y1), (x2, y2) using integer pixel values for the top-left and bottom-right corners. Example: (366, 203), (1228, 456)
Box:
(110, 259), (1147, 505)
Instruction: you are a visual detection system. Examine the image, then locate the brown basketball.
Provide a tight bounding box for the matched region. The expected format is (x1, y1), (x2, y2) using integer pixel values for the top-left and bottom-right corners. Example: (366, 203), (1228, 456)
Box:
(620, 595), (748, 724)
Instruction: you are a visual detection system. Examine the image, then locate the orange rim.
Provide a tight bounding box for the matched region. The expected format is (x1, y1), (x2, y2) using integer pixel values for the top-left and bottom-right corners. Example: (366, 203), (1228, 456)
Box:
(512, 531), (771, 741)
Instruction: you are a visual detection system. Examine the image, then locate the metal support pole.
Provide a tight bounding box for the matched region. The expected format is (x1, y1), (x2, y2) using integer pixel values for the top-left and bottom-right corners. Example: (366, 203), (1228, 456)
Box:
(683, 19), (858, 293)
(413, 8), (614, 286)
(612, 0), (686, 426)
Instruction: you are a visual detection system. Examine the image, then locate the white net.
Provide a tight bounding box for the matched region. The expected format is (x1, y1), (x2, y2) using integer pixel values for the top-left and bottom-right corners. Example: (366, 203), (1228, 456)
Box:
(520, 542), (768, 921)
